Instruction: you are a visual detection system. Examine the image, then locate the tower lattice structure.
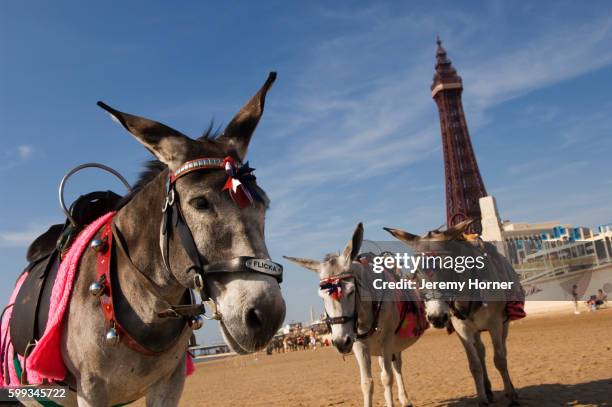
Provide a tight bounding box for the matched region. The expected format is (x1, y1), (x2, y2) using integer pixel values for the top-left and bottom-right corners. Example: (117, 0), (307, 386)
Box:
(431, 38), (487, 233)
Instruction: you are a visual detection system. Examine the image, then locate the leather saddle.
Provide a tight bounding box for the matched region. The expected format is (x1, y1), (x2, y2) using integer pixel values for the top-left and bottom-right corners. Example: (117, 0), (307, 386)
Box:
(10, 191), (122, 357)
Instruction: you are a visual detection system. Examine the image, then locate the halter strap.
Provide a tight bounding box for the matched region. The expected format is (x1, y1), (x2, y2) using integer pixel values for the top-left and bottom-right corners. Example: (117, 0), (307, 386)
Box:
(319, 273), (354, 283)
(169, 157), (237, 183)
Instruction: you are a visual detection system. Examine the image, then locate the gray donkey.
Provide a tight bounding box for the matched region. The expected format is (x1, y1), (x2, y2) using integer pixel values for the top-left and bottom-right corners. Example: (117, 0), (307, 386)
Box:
(385, 220), (522, 407)
(285, 223), (427, 407)
(16, 73), (286, 406)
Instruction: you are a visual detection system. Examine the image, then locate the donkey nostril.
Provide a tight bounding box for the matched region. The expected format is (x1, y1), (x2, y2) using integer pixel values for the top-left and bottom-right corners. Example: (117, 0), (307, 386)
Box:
(245, 308), (264, 330)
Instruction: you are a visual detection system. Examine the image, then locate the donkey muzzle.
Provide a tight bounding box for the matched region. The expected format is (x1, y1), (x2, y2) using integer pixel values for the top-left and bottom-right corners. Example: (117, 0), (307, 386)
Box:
(427, 313), (449, 329)
(332, 335), (354, 354)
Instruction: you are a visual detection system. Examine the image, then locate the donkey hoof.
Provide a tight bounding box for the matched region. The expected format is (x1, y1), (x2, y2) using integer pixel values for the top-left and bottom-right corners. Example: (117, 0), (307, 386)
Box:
(477, 401), (489, 407)
(486, 390), (495, 403)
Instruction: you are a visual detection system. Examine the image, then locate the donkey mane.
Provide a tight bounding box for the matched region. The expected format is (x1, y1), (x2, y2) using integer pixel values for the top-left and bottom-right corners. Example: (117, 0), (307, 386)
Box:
(116, 126), (221, 209)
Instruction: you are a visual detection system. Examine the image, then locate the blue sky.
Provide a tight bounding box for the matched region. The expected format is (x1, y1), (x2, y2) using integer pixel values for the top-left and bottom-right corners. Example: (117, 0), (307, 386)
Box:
(1, 1), (611, 344)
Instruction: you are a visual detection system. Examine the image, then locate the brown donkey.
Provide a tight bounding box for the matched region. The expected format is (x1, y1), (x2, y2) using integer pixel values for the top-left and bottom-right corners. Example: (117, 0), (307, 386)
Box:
(385, 220), (523, 406)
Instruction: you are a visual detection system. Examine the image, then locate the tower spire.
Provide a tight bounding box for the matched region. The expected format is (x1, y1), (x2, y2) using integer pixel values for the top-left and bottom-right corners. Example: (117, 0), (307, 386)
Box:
(431, 38), (487, 233)
(435, 35), (444, 56)
(432, 37), (458, 92)
(435, 36), (446, 64)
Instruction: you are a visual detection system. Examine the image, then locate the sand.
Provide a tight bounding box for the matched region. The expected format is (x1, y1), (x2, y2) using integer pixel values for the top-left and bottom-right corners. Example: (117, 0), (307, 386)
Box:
(140, 308), (612, 406)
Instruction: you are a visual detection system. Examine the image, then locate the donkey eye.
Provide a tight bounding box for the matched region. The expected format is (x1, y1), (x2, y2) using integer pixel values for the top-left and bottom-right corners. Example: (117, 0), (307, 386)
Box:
(189, 197), (211, 211)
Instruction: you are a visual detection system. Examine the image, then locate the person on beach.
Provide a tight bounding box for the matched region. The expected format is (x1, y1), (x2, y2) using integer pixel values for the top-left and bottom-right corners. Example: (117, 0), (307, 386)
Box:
(595, 289), (607, 307)
(572, 284), (580, 314)
(310, 333), (317, 350)
(587, 288), (608, 311)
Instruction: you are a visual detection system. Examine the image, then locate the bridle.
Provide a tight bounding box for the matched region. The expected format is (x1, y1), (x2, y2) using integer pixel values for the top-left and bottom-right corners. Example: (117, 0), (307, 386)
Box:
(90, 155), (284, 355)
(146, 155), (283, 321)
(320, 272), (382, 341)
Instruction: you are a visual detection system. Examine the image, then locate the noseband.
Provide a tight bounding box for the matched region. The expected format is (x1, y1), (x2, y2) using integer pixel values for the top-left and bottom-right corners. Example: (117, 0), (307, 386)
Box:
(320, 273), (382, 340)
(157, 156), (283, 320)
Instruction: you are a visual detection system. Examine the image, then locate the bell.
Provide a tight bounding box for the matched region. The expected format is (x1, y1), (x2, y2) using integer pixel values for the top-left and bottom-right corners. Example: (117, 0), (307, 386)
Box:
(105, 327), (120, 346)
(190, 315), (204, 330)
(90, 238), (107, 252)
(89, 281), (105, 297)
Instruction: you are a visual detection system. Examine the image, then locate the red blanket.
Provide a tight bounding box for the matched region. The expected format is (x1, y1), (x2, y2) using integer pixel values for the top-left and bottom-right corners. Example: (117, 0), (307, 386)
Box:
(1, 212), (194, 386)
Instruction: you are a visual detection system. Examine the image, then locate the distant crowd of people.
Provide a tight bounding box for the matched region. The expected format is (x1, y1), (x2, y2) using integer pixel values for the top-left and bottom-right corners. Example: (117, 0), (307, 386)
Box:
(265, 331), (331, 355)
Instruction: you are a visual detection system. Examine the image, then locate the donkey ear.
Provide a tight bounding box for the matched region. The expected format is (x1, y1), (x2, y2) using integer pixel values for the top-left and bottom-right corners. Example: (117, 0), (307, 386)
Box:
(283, 256), (321, 273)
(384, 227), (420, 245)
(97, 101), (193, 170)
(218, 72), (276, 160)
(342, 223), (364, 264)
(446, 219), (475, 238)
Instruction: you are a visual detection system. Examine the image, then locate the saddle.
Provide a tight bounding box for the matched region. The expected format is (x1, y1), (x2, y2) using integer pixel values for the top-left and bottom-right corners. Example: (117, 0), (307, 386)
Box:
(10, 191), (122, 358)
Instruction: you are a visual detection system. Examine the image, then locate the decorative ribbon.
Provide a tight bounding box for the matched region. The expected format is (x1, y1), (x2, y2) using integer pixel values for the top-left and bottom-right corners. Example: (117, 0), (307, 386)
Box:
(320, 278), (344, 301)
(222, 156), (259, 209)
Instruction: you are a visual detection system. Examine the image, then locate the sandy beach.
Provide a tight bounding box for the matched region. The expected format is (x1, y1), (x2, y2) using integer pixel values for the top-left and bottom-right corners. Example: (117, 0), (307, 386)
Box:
(140, 307), (612, 406)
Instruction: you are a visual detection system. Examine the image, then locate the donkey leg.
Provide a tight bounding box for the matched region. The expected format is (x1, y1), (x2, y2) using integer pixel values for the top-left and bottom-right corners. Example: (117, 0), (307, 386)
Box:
(490, 322), (519, 405)
(474, 333), (494, 403)
(391, 352), (412, 407)
(457, 328), (489, 406)
(145, 356), (186, 407)
(353, 341), (374, 407)
(378, 354), (395, 407)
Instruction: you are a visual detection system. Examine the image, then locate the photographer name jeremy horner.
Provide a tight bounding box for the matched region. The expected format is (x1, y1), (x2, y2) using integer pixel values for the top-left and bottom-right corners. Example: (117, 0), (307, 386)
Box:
(372, 278), (515, 291)
(370, 253), (514, 291)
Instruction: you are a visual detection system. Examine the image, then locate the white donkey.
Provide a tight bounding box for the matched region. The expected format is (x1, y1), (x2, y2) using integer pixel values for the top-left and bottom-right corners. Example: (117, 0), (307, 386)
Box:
(385, 220), (523, 406)
(285, 223), (427, 407)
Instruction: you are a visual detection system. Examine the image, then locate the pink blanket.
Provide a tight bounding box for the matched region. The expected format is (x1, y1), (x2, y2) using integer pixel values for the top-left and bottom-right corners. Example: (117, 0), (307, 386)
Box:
(1, 212), (194, 386)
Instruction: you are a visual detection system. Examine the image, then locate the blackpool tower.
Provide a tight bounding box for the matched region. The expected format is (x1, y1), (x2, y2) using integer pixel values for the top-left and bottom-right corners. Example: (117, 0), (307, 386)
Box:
(431, 38), (487, 233)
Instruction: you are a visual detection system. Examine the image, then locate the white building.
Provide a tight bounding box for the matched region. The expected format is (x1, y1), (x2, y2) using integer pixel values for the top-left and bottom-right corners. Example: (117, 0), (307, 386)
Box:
(479, 195), (612, 276)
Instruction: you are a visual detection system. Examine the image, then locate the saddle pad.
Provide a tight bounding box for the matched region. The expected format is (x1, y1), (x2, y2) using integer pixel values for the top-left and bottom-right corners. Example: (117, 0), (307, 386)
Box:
(382, 271), (428, 339)
(1, 211), (194, 386)
(395, 297), (428, 339)
(1, 213), (115, 385)
(506, 301), (526, 321)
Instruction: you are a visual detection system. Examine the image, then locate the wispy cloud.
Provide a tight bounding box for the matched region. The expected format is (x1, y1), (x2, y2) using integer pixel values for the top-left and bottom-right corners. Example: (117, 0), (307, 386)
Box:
(0, 144), (35, 172)
(17, 145), (33, 160)
(259, 5), (612, 299)
(263, 5), (612, 225)
(462, 15), (612, 111)
(0, 225), (45, 248)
